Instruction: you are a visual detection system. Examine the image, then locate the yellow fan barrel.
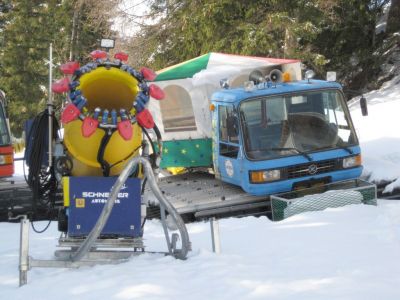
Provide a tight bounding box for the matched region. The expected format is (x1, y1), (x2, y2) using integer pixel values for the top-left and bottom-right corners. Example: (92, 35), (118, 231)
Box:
(63, 66), (142, 176)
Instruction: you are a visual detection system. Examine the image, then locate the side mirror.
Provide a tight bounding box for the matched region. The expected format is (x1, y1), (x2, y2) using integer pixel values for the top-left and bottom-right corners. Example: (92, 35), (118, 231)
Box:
(360, 96), (368, 116)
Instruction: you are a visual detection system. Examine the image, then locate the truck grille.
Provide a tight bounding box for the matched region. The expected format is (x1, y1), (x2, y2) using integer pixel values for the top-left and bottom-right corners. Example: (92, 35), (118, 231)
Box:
(286, 159), (339, 179)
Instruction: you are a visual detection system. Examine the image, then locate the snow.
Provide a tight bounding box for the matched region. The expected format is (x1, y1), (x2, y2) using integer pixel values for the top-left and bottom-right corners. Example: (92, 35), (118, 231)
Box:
(2, 73), (400, 298)
(1, 202), (400, 300)
(349, 74), (400, 192)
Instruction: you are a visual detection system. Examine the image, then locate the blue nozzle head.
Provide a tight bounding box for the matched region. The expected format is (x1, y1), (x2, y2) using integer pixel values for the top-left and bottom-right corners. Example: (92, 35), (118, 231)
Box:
(76, 97), (87, 110)
(119, 109), (128, 121)
(139, 83), (149, 93)
(93, 107), (101, 119)
(134, 92), (149, 113)
(69, 90), (82, 101)
(102, 109), (109, 124)
(111, 109), (117, 125)
(69, 81), (80, 90)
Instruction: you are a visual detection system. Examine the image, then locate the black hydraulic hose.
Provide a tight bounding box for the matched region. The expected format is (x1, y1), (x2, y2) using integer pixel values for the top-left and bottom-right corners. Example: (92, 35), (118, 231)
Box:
(141, 124), (163, 170)
(97, 130), (112, 177)
(142, 124), (162, 155)
(152, 124), (163, 155)
(141, 177), (147, 195)
(25, 109), (59, 213)
(109, 144), (142, 171)
(71, 156), (191, 262)
(142, 127), (157, 156)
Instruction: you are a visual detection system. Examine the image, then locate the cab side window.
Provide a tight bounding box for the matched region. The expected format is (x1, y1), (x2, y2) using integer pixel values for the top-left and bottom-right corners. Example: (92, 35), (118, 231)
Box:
(219, 105), (239, 158)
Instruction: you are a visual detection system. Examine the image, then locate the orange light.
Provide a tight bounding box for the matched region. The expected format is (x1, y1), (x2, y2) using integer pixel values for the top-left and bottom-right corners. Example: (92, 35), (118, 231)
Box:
(250, 171), (265, 183)
(0, 154), (13, 165)
(209, 104), (215, 111)
(250, 169), (281, 183)
(355, 154), (362, 166)
(282, 72), (291, 82)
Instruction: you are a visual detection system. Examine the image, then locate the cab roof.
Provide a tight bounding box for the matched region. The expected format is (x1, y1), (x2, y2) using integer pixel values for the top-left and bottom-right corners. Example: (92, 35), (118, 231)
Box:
(211, 80), (342, 104)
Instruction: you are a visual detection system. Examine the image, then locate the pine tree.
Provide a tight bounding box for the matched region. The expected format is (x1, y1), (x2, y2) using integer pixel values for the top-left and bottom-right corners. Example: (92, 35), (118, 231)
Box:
(0, 0), (118, 136)
(311, 0), (390, 89)
(0, 0), (54, 135)
(387, 0), (400, 34)
(128, 1), (329, 72)
(128, 0), (390, 91)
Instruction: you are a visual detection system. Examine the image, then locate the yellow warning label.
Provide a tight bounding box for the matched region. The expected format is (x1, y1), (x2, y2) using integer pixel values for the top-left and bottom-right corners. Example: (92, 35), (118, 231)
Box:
(62, 177), (70, 207)
(75, 198), (85, 208)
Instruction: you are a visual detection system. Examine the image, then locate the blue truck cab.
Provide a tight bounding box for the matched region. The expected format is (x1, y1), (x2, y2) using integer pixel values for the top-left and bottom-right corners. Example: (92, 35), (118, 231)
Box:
(211, 79), (362, 196)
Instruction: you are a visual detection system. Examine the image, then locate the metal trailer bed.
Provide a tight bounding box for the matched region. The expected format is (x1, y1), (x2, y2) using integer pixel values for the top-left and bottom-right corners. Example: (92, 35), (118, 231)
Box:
(145, 172), (272, 222)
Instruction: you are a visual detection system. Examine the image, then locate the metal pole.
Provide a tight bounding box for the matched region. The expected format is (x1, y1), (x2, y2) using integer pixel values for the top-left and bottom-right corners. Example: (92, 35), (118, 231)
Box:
(19, 216), (30, 286)
(160, 205), (172, 254)
(48, 43), (53, 167)
(210, 217), (221, 254)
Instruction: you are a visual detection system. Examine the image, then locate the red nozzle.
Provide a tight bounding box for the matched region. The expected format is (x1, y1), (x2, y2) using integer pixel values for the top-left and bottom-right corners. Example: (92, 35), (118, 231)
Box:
(149, 84), (165, 100)
(61, 103), (80, 124)
(117, 120), (133, 140)
(114, 52), (129, 62)
(60, 61), (80, 75)
(136, 109), (154, 129)
(52, 77), (70, 94)
(140, 67), (157, 81)
(90, 50), (107, 60)
(81, 117), (99, 137)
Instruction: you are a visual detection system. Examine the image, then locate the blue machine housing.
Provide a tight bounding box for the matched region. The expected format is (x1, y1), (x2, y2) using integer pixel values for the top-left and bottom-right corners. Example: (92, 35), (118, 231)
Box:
(66, 177), (142, 238)
(211, 80), (363, 196)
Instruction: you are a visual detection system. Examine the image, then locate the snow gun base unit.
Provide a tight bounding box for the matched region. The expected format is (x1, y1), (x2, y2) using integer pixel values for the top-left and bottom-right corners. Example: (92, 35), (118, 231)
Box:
(19, 157), (191, 287)
(18, 50), (190, 286)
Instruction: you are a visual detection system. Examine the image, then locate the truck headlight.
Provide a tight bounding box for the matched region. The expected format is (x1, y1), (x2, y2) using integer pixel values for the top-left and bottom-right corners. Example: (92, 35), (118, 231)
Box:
(0, 154), (13, 165)
(342, 155), (362, 169)
(250, 169), (281, 183)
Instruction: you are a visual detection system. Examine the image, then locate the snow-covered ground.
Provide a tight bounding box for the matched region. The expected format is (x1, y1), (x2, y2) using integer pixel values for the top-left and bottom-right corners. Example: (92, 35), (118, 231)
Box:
(1, 202), (400, 300)
(1, 76), (400, 299)
(349, 74), (400, 192)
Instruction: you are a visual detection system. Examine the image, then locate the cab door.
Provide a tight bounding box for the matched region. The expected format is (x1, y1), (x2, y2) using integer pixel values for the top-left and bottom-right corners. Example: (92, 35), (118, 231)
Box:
(216, 104), (242, 186)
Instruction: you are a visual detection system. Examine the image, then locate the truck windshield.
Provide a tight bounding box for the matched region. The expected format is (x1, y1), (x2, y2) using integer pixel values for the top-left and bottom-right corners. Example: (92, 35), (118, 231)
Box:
(0, 103), (11, 146)
(239, 89), (357, 160)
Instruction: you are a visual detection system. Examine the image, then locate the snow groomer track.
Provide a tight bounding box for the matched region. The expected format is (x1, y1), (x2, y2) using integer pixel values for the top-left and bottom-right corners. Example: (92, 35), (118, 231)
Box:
(1, 174), (400, 222)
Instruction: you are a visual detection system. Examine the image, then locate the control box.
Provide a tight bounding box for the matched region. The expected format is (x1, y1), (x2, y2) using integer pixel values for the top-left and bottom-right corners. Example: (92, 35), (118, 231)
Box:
(64, 176), (142, 238)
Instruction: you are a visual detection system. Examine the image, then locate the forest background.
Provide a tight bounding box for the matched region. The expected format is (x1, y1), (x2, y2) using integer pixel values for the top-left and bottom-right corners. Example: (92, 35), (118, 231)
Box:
(0, 0), (399, 135)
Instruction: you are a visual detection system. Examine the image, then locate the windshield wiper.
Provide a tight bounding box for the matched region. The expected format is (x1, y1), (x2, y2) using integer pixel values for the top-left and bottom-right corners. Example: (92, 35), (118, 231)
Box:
(268, 147), (313, 161)
(315, 145), (354, 155)
(336, 145), (353, 154)
(333, 141), (354, 155)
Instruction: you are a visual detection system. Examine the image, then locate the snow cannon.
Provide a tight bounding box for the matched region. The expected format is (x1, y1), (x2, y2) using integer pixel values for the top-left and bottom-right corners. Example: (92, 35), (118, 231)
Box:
(53, 51), (164, 176)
